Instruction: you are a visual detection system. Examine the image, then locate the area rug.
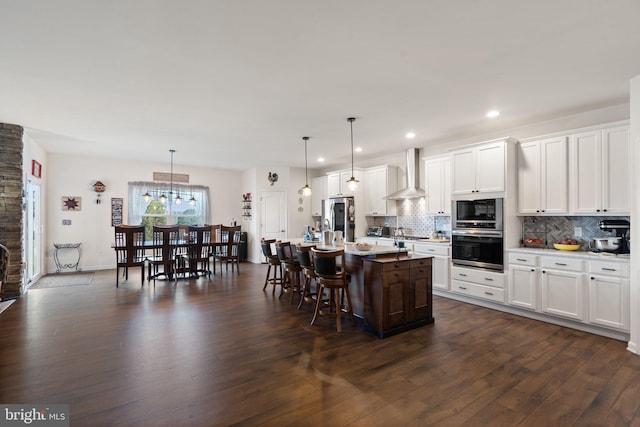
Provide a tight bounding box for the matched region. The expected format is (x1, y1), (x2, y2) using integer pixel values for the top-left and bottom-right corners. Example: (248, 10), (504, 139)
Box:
(29, 273), (94, 289)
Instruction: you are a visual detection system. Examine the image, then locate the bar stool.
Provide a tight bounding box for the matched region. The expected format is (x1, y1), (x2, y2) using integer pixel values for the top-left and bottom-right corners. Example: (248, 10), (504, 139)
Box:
(295, 243), (317, 310)
(261, 238), (282, 294)
(275, 241), (302, 304)
(311, 248), (355, 332)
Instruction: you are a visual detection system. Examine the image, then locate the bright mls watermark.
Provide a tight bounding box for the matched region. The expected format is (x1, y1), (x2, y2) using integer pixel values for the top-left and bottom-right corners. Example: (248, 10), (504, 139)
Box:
(1, 404), (69, 426)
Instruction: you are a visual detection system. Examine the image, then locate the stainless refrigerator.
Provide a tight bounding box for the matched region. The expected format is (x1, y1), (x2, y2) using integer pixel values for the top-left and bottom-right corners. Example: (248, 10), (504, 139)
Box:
(323, 197), (356, 243)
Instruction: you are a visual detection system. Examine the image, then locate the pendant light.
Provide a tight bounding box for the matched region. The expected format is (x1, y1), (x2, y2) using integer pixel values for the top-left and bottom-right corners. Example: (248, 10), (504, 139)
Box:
(301, 136), (312, 196)
(346, 117), (359, 191)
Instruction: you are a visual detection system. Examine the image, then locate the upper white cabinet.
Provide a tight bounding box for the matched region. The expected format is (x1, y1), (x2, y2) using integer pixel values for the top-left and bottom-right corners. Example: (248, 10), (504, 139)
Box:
(423, 155), (451, 215)
(517, 136), (568, 215)
(327, 169), (363, 197)
(570, 124), (630, 215)
(310, 175), (327, 216)
(363, 165), (398, 216)
(451, 140), (507, 196)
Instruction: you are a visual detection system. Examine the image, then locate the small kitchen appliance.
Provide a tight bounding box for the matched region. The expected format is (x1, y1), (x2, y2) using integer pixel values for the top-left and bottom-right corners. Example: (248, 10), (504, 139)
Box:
(597, 219), (630, 254)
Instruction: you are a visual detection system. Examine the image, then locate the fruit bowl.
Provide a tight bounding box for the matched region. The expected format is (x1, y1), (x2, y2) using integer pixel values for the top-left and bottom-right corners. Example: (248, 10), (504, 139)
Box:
(353, 243), (370, 252)
(553, 243), (580, 251)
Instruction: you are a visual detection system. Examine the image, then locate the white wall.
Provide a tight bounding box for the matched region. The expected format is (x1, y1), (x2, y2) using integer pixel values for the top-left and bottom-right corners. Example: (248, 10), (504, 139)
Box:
(629, 76), (640, 354)
(242, 166), (314, 263)
(45, 153), (241, 273)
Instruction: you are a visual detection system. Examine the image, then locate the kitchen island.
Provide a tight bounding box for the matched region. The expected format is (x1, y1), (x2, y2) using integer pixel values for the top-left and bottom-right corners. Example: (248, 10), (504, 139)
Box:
(293, 240), (434, 337)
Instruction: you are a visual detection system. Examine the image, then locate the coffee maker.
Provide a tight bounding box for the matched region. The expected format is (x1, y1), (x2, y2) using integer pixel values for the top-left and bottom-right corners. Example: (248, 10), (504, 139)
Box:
(598, 219), (630, 254)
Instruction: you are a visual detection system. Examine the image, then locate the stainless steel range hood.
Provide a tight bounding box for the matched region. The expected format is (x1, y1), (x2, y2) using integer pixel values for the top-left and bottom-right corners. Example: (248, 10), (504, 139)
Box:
(384, 148), (426, 200)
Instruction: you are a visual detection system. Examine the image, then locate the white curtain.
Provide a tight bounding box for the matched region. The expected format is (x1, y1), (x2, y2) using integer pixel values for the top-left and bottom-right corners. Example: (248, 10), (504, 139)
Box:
(128, 181), (210, 225)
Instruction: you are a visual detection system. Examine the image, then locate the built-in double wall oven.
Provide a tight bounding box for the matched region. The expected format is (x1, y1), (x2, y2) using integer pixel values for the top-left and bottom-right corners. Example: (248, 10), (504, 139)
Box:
(451, 198), (504, 271)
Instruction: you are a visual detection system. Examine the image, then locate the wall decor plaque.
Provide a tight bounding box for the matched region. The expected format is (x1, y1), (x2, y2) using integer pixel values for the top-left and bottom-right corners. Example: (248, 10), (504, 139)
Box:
(111, 198), (123, 226)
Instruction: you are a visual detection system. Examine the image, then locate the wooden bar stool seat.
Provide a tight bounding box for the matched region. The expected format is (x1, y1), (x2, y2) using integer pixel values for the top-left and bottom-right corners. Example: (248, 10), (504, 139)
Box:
(295, 243), (317, 310)
(275, 241), (302, 304)
(261, 238), (282, 294)
(311, 248), (355, 332)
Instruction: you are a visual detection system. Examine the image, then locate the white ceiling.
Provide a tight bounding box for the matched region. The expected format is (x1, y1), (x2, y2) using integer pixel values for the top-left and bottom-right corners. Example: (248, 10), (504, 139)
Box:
(2, 1), (640, 171)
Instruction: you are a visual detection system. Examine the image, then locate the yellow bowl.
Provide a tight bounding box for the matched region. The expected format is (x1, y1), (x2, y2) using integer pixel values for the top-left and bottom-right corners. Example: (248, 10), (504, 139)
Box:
(553, 243), (580, 251)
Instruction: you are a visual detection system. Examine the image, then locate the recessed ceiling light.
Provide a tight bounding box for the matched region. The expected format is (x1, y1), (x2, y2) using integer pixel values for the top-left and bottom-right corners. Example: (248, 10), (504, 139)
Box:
(317, 157), (325, 163)
(355, 147), (363, 153)
(405, 132), (416, 139)
(486, 110), (500, 118)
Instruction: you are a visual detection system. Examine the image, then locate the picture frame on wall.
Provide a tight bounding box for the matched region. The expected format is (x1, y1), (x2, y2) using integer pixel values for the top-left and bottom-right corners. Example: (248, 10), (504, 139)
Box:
(111, 197), (123, 226)
(32, 160), (42, 178)
(62, 196), (81, 211)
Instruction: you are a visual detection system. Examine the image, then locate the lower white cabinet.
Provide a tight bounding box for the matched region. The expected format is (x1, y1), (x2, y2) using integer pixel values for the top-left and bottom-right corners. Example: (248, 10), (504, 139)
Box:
(413, 243), (450, 291)
(507, 249), (629, 333)
(509, 265), (538, 310)
(508, 252), (538, 310)
(541, 268), (584, 321)
(451, 266), (505, 303)
(588, 260), (630, 331)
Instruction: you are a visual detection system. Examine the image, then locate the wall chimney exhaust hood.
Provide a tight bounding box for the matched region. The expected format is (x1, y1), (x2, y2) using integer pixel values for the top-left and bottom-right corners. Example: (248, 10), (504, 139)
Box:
(384, 148), (426, 200)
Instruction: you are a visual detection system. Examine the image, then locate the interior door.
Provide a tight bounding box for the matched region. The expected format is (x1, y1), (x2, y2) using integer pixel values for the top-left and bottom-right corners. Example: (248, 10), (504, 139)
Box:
(25, 180), (42, 284)
(260, 191), (286, 240)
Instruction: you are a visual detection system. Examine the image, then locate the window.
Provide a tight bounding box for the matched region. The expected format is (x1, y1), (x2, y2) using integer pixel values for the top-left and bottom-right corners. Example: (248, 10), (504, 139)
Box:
(128, 182), (210, 239)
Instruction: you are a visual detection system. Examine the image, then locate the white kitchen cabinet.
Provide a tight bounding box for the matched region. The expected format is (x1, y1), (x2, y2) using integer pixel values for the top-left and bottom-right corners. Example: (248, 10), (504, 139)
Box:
(517, 136), (568, 215)
(451, 140), (506, 196)
(540, 256), (584, 321)
(327, 170), (363, 197)
(423, 155), (451, 215)
(588, 260), (629, 331)
(451, 266), (505, 303)
(413, 242), (450, 290)
(508, 253), (538, 310)
(363, 165), (398, 216)
(570, 124), (630, 215)
(311, 176), (327, 217)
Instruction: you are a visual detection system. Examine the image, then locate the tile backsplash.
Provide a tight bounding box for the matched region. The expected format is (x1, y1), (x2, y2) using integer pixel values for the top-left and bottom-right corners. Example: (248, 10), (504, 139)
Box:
(372, 199), (450, 238)
(368, 198), (629, 248)
(522, 216), (630, 250)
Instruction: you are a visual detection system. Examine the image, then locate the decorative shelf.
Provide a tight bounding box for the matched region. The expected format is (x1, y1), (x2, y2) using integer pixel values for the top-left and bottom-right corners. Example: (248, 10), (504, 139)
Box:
(242, 193), (252, 219)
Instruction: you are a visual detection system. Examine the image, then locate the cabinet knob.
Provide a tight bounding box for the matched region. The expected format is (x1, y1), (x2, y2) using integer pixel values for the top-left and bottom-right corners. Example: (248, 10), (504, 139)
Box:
(591, 277), (595, 280)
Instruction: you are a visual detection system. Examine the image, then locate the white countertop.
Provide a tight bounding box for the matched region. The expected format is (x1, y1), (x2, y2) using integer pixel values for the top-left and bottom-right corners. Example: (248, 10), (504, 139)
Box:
(509, 246), (630, 262)
(291, 238), (410, 256)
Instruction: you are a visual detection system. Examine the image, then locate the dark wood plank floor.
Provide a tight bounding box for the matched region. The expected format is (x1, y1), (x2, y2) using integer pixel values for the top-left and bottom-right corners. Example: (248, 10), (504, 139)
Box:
(2, 264), (640, 426)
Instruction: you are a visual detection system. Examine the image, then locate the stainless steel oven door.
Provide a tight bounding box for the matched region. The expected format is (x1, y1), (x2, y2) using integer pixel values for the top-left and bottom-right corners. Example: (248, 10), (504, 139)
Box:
(451, 230), (504, 271)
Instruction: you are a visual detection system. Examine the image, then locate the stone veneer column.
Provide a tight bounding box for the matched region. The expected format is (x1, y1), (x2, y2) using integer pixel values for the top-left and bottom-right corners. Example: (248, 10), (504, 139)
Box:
(0, 123), (24, 300)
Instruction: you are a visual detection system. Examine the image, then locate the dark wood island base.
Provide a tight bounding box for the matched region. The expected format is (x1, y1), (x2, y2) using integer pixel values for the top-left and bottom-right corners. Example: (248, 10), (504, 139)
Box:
(345, 252), (434, 338)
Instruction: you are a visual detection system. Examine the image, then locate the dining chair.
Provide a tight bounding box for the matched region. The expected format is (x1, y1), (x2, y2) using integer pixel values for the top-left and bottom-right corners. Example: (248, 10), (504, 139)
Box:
(275, 241), (301, 304)
(114, 225), (147, 287)
(214, 225), (241, 274)
(295, 243), (317, 310)
(261, 238), (282, 294)
(311, 248), (355, 332)
(184, 225), (213, 278)
(147, 225), (179, 283)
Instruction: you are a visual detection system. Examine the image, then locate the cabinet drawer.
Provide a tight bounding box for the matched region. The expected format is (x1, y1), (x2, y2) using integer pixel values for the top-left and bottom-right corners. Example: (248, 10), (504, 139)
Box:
(452, 280), (505, 303)
(508, 252), (538, 267)
(380, 261), (410, 272)
(541, 256), (583, 272)
(413, 243), (450, 256)
(410, 258), (432, 270)
(451, 266), (505, 289)
(588, 260), (629, 278)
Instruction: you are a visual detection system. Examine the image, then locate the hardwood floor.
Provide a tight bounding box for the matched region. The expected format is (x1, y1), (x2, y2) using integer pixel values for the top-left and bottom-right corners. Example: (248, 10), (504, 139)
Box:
(2, 264), (640, 426)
